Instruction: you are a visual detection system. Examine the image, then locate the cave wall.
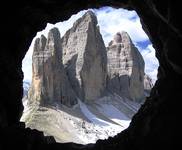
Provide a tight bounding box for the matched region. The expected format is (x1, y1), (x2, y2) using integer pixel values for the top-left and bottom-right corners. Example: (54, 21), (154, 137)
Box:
(0, 0), (181, 150)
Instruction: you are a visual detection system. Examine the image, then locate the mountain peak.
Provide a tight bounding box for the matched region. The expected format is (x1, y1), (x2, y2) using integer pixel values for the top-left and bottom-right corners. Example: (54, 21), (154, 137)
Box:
(71, 11), (98, 31)
(84, 10), (97, 19)
(62, 10), (107, 102)
(47, 27), (61, 45)
(107, 31), (145, 102)
(23, 12), (151, 144)
(109, 31), (132, 46)
(48, 27), (60, 37)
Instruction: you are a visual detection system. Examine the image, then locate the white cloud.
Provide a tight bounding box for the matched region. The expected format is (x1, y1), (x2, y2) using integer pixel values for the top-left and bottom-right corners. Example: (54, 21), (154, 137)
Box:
(94, 7), (149, 46)
(22, 7), (158, 83)
(22, 46), (33, 82)
(140, 44), (159, 82)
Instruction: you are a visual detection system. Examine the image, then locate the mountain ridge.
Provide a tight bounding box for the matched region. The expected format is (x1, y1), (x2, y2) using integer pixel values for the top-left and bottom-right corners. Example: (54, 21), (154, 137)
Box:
(21, 11), (153, 144)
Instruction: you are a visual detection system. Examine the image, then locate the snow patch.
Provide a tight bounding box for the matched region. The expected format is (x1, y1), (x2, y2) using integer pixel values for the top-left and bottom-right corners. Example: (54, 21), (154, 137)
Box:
(78, 99), (128, 143)
(79, 99), (110, 126)
(96, 104), (130, 128)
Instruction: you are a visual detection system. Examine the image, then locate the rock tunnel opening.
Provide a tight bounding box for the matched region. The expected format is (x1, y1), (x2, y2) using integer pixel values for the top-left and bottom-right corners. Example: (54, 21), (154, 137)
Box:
(21, 7), (159, 144)
(1, 1), (180, 149)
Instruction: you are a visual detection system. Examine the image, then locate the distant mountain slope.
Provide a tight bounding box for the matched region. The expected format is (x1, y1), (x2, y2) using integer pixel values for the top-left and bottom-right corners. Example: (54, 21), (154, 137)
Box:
(21, 94), (139, 144)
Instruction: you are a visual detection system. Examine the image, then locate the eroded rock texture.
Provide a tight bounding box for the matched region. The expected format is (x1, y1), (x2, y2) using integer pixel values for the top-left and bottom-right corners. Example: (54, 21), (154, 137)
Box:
(62, 11), (107, 102)
(29, 11), (107, 106)
(107, 32), (144, 102)
(29, 28), (77, 106)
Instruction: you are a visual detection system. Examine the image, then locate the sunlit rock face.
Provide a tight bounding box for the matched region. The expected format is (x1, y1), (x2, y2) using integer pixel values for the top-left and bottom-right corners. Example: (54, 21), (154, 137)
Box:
(28, 34), (47, 105)
(107, 32), (145, 102)
(61, 11), (107, 102)
(28, 28), (77, 107)
(28, 11), (107, 106)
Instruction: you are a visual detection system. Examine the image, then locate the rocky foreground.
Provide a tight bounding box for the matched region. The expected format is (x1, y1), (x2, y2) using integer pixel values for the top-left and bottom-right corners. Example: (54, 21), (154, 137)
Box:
(21, 11), (153, 144)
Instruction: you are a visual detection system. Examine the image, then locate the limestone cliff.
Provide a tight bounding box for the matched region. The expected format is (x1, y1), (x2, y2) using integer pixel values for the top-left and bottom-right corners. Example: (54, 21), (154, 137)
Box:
(61, 11), (107, 102)
(107, 32), (145, 102)
(22, 11), (153, 144)
(28, 11), (107, 106)
(28, 11), (148, 107)
(28, 28), (77, 107)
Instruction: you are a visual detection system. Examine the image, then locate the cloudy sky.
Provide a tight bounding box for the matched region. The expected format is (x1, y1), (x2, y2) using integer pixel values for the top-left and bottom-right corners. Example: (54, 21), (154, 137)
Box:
(22, 7), (159, 83)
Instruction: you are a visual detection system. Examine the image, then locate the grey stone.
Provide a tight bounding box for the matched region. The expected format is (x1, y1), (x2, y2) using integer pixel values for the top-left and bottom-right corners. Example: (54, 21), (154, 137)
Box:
(28, 28), (77, 107)
(61, 11), (107, 102)
(28, 12), (146, 106)
(107, 31), (145, 102)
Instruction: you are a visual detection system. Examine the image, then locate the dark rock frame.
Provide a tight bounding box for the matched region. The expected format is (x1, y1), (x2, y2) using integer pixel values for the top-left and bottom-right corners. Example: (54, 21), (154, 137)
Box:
(0, 0), (181, 149)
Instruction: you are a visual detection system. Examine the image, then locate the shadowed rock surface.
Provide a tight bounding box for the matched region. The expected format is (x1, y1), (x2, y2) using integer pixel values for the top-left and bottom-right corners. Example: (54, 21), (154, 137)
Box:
(27, 11), (145, 109)
(29, 11), (107, 107)
(0, 0), (181, 150)
(107, 32), (144, 102)
(62, 11), (107, 102)
(29, 28), (77, 107)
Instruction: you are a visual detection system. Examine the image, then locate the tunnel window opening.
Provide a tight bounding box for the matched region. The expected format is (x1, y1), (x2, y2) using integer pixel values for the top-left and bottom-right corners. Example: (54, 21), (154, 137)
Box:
(21, 7), (159, 144)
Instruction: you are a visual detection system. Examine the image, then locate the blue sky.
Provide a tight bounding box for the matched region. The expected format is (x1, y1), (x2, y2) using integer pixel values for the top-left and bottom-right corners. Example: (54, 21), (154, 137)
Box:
(22, 7), (159, 83)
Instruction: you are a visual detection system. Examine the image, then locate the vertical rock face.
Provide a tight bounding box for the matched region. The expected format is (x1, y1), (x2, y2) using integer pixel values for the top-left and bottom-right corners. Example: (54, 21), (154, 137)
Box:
(29, 28), (77, 106)
(144, 74), (153, 96)
(28, 34), (47, 105)
(61, 11), (107, 101)
(107, 32), (145, 102)
(28, 11), (107, 106)
(28, 11), (146, 106)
